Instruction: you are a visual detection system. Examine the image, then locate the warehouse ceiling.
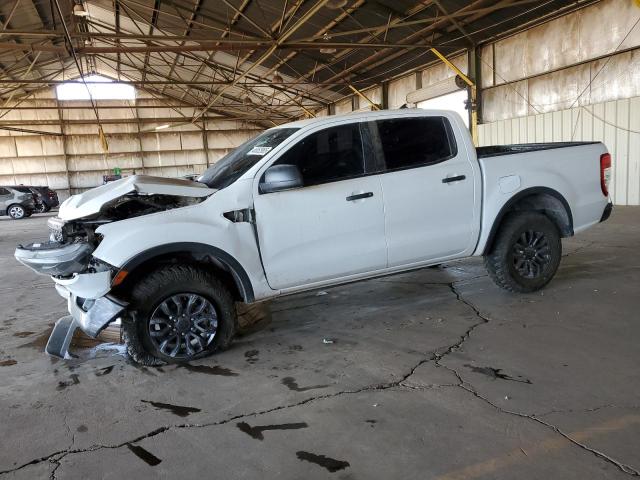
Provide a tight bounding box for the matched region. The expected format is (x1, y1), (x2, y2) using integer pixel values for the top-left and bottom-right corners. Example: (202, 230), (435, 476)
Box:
(0, 0), (595, 123)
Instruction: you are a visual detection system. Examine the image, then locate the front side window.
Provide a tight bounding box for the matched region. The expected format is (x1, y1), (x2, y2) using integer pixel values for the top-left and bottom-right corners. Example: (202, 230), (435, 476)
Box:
(371, 116), (457, 171)
(274, 123), (365, 187)
(200, 128), (299, 190)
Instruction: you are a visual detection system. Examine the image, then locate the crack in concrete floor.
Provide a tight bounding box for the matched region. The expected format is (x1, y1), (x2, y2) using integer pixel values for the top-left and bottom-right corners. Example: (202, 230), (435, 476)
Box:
(4, 271), (637, 479)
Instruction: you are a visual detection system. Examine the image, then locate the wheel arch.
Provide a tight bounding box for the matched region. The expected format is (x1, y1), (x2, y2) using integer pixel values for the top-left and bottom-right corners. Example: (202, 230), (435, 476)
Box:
(482, 187), (573, 255)
(113, 242), (254, 303)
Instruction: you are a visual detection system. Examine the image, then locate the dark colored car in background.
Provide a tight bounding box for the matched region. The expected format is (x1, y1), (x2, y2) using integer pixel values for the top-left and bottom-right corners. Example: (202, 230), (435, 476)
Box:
(11, 186), (59, 213)
(0, 186), (36, 219)
(27, 186), (59, 213)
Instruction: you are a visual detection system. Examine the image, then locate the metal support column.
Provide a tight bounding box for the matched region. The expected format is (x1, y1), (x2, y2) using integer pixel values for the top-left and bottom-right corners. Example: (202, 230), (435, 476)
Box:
(56, 98), (72, 197)
(430, 48), (478, 146)
(202, 121), (210, 168)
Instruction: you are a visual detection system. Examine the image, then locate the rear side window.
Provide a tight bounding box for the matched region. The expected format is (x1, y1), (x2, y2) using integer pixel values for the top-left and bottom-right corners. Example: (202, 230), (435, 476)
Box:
(275, 123), (365, 186)
(0, 187), (9, 195)
(371, 116), (457, 171)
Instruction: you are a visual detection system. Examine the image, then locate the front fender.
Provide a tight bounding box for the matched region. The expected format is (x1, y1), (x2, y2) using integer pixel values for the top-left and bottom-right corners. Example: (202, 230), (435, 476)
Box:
(92, 206), (271, 301)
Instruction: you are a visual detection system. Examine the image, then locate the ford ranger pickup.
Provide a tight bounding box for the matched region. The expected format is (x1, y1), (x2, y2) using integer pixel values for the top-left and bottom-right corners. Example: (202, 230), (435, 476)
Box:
(14, 109), (613, 364)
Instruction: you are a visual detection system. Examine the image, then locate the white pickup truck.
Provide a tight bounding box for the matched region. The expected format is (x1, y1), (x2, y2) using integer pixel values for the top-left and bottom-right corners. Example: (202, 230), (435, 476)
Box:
(15, 109), (612, 365)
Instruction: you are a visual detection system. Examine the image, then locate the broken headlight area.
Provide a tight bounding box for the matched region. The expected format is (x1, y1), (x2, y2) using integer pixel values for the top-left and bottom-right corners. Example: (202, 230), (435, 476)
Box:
(14, 241), (99, 277)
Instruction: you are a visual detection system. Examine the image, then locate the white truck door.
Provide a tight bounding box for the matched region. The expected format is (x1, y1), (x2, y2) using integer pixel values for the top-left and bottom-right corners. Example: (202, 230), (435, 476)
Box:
(253, 122), (387, 290)
(370, 115), (477, 266)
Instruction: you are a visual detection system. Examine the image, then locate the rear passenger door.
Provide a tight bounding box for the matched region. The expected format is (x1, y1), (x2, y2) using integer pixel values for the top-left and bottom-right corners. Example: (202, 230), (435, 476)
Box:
(369, 115), (477, 267)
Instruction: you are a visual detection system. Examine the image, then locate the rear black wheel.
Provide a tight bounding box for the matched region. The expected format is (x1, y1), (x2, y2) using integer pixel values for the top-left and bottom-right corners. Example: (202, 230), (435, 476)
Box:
(484, 212), (562, 293)
(35, 203), (48, 213)
(122, 265), (237, 365)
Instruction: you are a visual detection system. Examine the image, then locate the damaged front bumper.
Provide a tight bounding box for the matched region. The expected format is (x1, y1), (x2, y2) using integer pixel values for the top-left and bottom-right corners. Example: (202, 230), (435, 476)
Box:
(47, 290), (127, 358)
(14, 240), (127, 358)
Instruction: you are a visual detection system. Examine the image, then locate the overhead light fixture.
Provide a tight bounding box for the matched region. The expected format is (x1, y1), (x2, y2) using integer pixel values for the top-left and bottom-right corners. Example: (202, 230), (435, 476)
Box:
(320, 32), (336, 54)
(73, 3), (88, 16)
(155, 124), (170, 130)
(326, 0), (347, 9)
(272, 72), (283, 84)
(243, 96), (254, 105)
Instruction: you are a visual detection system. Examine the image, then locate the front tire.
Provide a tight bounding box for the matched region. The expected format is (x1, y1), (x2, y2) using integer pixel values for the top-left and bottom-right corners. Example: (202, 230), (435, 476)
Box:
(484, 212), (562, 293)
(122, 265), (237, 365)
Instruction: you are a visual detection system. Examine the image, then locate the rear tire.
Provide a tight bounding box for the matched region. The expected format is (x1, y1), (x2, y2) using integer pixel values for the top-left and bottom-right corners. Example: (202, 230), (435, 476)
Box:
(122, 265), (237, 365)
(35, 203), (47, 213)
(484, 212), (562, 293)
(7, 204), (25, 219)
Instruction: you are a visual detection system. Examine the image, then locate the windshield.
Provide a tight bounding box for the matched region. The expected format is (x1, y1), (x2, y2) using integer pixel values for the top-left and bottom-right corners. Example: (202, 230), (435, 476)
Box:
(199, 128), (299, 189)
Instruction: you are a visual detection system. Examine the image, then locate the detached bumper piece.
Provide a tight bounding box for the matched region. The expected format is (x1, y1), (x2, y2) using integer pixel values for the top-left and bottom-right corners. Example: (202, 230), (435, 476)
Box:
(600, 202), (613, 223)
(14, 241), (92, 276)
(45, 294), (127, 359)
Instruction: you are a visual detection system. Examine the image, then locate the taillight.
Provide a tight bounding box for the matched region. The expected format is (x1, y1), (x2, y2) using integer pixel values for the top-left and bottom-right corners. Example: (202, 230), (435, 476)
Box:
(600, 153), (611, 197)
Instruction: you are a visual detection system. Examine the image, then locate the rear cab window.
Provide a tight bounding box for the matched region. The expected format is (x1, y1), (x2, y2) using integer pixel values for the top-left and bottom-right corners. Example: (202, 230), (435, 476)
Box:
(367, 116), (458, 172)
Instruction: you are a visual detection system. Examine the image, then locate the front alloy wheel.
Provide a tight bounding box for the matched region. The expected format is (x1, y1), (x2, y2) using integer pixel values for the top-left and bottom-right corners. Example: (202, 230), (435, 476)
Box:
(148, 293), (218, 359)
(122, 265), (237, 365)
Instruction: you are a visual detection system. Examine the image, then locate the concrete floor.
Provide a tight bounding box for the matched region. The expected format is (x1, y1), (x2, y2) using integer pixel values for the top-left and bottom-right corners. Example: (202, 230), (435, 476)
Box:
(0, 208), (638, 479)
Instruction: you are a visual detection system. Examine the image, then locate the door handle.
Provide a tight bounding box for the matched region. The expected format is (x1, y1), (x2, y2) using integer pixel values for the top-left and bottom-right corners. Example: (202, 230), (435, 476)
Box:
(346, 192), (373, 201)
(442, 175), (466, 184)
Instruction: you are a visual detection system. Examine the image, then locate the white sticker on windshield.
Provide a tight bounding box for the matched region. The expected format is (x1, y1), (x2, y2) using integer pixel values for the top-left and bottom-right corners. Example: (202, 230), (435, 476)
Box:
(247, 146), (273, 156)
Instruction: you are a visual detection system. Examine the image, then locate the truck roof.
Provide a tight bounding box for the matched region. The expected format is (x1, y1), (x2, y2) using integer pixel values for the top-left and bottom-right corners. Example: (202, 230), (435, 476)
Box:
(274, 108), (457, 130)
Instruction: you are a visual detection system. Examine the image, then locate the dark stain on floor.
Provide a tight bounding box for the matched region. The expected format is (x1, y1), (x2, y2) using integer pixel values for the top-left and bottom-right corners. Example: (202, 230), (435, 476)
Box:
(182, 364), (239, 376)
(141, 399), (201, 417)
(464, 364), (532, 384)
(56, 373), (80, 391)
(127, 443), (162, 466)
(281, 376), (329, 392)
(95, 365), (114, 377)
(296, 451), (350, 472)
(0, 359), (17, 366)
(18, 325), (54, 349)
(13, 331), (35, 338)
(244, 349), (259, 364)
(236, 421), (308, 440)
(76, 425), (88, 433)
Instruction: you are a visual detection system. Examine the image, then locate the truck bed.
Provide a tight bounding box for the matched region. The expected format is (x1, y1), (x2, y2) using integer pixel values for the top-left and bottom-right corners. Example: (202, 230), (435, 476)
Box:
(477, 142), (599, 159)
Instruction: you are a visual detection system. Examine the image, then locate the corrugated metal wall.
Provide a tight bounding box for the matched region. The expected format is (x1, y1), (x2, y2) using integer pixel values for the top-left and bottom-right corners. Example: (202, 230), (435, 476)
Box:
(0, 88), (261, 201)
(478, 97), (640, 206)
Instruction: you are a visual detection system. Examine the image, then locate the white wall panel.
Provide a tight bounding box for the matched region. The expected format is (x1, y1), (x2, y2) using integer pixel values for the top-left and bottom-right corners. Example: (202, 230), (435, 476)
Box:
(479, 96), (640, 205)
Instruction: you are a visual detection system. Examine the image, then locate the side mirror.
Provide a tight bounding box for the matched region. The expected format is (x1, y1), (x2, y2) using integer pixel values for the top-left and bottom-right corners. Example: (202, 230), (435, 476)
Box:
(259, 164), (303, 194)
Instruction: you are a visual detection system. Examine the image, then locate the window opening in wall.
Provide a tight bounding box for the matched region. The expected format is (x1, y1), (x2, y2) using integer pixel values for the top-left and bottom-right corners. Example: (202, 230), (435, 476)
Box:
(56, 74), (135, 101)
(417, 90), (469, 127)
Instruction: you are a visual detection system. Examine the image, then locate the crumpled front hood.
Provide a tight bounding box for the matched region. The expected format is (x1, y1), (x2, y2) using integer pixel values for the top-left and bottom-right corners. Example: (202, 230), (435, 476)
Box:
(58, 175), (217, 221)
